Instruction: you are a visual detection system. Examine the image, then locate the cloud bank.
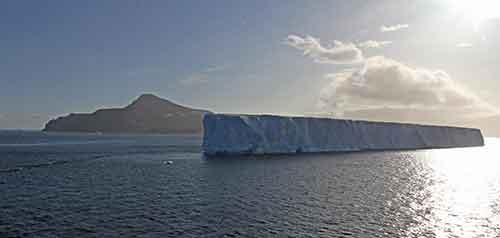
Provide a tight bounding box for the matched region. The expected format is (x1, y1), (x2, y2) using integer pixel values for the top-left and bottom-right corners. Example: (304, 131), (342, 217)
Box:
(380, 24), (409, 32)
(358, 40), (392, 49)
(285, 35), (363, 64)
(317, 56), (496, 122)
(456, 43), (473, 48)
(180, 65), (226, 85)
(284, 33), (496, 124)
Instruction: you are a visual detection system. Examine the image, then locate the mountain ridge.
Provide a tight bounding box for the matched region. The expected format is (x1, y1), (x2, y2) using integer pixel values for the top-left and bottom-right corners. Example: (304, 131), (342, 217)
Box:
(43, 94), (211, 134)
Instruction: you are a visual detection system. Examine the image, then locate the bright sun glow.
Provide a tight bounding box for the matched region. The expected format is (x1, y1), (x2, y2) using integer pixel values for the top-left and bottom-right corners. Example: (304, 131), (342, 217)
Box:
(447, 0), (500, 27)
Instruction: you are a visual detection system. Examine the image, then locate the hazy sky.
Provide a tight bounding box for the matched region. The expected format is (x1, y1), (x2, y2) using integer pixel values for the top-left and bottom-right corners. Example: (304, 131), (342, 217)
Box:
(2, 0), (500, 129)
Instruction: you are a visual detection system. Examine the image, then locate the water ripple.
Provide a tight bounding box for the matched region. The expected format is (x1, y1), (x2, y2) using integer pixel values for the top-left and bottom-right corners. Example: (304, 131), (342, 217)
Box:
(1, 134), (500, 237)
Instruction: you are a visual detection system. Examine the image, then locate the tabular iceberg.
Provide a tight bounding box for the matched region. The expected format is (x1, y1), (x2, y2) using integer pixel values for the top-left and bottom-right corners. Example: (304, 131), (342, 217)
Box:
(202, 114), (484, 155)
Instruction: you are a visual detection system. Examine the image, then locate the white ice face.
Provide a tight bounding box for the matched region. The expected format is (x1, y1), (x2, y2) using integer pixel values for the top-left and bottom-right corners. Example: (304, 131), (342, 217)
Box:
(202, 114), (484, 156)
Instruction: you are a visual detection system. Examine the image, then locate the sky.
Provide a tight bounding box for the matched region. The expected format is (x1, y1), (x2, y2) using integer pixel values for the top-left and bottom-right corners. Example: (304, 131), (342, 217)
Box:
(2, 0), (500, 129)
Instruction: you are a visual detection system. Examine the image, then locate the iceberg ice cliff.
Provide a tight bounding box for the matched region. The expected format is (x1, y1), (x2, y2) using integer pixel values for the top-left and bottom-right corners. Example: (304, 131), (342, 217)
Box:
(202, 114), (484, 155)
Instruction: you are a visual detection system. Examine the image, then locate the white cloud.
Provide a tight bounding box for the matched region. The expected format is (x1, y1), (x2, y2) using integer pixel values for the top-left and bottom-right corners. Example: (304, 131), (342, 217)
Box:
(456, 42), (473, 48)
(179, 65), (226, 85)
(204, 65), (226, 73)
(285, 35), (363, 64)
(358, 40), (392, 49)
(380, 24), (409, 32)
(318, 56), (496, 121)
(180, 74), (211, 85)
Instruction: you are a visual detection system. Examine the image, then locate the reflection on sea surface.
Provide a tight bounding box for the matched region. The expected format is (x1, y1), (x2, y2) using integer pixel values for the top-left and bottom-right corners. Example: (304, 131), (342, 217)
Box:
(411, 139), (500, 237)
(1, 132), (499, 237)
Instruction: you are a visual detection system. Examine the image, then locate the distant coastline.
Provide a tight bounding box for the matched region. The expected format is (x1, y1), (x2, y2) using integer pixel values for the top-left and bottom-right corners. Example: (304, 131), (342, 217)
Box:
(42, 94), (210, 135)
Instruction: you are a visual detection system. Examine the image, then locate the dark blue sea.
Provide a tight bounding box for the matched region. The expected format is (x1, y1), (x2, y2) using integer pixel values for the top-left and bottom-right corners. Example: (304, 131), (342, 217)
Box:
(1, 131), (499, 237)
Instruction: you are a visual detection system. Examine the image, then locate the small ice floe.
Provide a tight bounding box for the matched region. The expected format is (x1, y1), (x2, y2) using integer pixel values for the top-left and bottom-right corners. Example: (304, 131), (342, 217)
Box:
(164, 160), (173, 165)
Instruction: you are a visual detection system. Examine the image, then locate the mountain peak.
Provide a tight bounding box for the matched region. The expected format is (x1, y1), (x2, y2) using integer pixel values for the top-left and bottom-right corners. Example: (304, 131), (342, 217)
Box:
(127, 94), (173, 108)
(136, 93), (163, 102)
(43, 94), (209, 134)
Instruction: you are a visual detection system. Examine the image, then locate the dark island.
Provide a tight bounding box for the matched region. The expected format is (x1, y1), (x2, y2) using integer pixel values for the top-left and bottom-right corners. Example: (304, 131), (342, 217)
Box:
(43, 94), (210, 134)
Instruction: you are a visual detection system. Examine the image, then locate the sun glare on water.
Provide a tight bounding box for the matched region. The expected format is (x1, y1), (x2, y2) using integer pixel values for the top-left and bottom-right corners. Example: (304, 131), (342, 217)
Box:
(418, 138), (500, 236)
(447, 0), (500, 27)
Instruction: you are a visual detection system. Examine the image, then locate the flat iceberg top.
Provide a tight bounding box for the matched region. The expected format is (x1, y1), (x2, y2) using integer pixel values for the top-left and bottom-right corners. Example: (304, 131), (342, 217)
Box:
(202, 114), (484, 155)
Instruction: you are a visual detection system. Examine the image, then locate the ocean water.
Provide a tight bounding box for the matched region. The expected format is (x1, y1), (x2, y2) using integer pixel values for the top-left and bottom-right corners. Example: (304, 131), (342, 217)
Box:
(1, 131), (500, 237)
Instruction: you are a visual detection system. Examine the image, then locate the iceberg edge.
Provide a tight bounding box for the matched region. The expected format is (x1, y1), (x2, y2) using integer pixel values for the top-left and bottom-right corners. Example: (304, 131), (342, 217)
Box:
(202, 114), (484, 156)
